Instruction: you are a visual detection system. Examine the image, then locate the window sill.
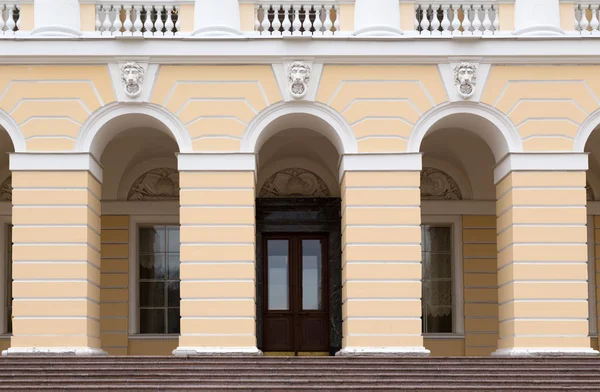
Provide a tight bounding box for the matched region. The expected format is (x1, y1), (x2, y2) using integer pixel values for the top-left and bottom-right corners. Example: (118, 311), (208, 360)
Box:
(128, 334), (179, 340)
(423, 334), (465, 340)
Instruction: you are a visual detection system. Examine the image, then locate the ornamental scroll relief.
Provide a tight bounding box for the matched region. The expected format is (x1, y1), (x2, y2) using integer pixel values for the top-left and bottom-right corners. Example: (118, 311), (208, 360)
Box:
(128, 168), (179, 201)
(421, 167), (463, 201)
(0, 176), (11, 202)
(259, 168), (331, 198)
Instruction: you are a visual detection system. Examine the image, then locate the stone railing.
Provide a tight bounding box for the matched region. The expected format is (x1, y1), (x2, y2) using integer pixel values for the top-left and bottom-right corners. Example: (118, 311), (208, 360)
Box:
(95, 3), (181, 36)
(414, 2), (499, 36)
(574, 3), (600, 35)
(254, 2), (340, 36)
(0, 2), (21, 35)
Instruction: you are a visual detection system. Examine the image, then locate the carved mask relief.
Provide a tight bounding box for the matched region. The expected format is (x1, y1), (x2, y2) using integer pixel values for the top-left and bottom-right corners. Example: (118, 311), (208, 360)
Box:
(287, 61), (311, 99)
(421, 168), (462, 200)
(454, 62), (477, 99)
(128, 168), (179, 201)
(120, 61), (145, 98)
(260, 168), (331, 198)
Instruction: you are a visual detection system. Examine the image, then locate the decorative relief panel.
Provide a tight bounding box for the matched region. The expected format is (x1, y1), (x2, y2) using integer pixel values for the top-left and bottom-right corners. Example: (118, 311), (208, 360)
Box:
(421, 168), (462, 200)
(120, 61), (145, 98)
(587, 183), (595, 201)
(454, 62), (477, 99)
(128, 168), (179, 201)
(0, 176), (11, 202)
(259, 168), (331, 198)
(288, 61), (311, 99)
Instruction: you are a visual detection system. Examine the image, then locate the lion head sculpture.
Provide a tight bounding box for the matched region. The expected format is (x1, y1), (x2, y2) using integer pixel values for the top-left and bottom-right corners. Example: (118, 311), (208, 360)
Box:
(453, 62), (477, 99)
(288, 61), (311, 99)
(120, 62), (145, 98)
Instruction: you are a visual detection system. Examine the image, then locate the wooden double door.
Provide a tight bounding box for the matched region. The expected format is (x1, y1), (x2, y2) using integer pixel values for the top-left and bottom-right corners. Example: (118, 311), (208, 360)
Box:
(262, 233), (329, 354)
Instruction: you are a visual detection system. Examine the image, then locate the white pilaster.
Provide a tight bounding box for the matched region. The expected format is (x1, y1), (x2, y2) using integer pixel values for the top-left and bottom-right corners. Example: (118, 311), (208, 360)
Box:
(513, 0), (564, 36)
(192, 0), (242, 36)
(32, 0), (81, 37)
(353, 0), (402, 36)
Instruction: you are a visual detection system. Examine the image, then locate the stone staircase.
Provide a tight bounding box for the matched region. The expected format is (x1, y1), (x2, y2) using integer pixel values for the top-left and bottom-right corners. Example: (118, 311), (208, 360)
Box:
(0, 356), (598, 391)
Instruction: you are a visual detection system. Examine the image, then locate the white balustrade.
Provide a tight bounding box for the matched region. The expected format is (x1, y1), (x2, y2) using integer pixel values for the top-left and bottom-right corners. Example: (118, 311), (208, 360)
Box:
(0, 3), (20, 36)
(255, 3), (340, 36)
(95, 4), (180, 36)
(415, 3), (499, 36)
(575, 3), (600, 35)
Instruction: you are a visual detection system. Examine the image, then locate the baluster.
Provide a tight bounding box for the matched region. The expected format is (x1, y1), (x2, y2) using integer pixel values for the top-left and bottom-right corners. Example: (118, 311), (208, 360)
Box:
(452, 5), (461, 35)
(591, 5), (600, 35)
(113, 5), (124, 36)
(260, 5), (271, 35)
(144, 5), (154, 37)
(175, 5), (181, 34)
(272, 5), (282, 35)
(254, 4), (260, 32)
(420, 5), (431, 35)
(333, 5), (339, 33)
(575, 5), (582, 32)
(431, 5), (441, 35)
(0, 5), (6, 35)
(482, 5), (492, 35)
(292, 4), (302, 36)
(441, 4), (451, 35)
(165, 6), (175, 36)
(415, 4), (420, 31)
(463, 5), (472, 36)
(324, 5), (333, 36)
(472, 5), (482, 36)
(582, 5), (591, 34)
(122, 5), (133, 36)
(155, 6), (165, 35)
(299, 5), (308, 35)
(102, 5), (113, 36)
(132, 5), (143, 36)
(313, 5), (323, 35)
(492, 5), (499, 32)
(282, 5), (292, 36)
(95, 5), (102, 32)
(6, 5), (15, 36)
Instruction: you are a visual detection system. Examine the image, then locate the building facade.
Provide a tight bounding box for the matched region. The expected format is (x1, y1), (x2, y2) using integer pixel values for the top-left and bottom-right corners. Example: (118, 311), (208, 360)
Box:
(0, 0), (598, 357)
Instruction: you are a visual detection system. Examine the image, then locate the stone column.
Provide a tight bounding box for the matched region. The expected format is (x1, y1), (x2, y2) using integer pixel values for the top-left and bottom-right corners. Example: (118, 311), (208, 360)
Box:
(173, 153), (260, 356)
(32, 0), (81, 37)
(192, 0), (242, 36)
(353, 0), (402, 36)
(493, 153), (597, 356)
(338, 154), (429, 356)
(513, 0), (564, 36)
(4, 154), (104, 356)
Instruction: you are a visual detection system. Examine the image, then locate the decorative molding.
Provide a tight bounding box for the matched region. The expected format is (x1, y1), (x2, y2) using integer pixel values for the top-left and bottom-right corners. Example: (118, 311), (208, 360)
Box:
(259, 168), (331, 198)
(120, 61), (145, 98)
(9, 153), (103, 183)
(128, 168), (179, 201)
(494, 153), (589, 184)
(287, 61), (311, 100)
(453, 62), (477, 100)
(421, 167), (463, 201)
(0, 177), (11, 202)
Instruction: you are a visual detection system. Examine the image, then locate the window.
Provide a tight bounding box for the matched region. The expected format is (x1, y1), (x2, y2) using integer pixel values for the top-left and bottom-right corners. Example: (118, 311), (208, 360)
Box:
(421, 225), (453, 334)
(5, 225), (11, 334)
(138, 225), (180, 334)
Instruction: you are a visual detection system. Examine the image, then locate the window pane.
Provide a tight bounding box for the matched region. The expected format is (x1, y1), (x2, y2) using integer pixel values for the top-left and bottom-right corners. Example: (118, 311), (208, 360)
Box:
(426, 254), (452, 279)
(428, 227), (451, 252)
(139, 227), (166, 253)
(167, 282), (180, 308)
(425, 280), (452, 307)
(167, 227), (180, 253)
(167, 253), (180, 280)
(167, 308), (180, 334)
(139, 254), (165, 280)
(268, 240), (289, 311)
(140, 282), (165, 307)
(140, 309), (165, 334)
(425, 309), (453, 334)
(302, 239), (323, 311)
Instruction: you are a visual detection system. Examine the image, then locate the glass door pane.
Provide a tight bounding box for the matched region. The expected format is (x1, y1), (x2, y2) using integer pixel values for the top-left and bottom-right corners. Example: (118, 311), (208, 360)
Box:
(267, 240), (289, 311)
(302, 239), (323, 311)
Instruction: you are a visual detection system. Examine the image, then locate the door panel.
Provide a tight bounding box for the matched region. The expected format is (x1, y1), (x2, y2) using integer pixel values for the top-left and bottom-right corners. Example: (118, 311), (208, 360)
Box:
(263, 234), (329, 354)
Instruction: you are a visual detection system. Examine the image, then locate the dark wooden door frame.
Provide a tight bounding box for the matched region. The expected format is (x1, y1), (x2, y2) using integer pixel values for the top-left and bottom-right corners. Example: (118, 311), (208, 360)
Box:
(256, 198), (342, 355)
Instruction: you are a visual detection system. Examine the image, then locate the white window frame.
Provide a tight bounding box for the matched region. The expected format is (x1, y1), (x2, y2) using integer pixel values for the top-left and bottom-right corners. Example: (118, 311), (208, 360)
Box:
(128, 214), (179, 337)
(421, 215), (464, 337)
(588, 215), (597, 337)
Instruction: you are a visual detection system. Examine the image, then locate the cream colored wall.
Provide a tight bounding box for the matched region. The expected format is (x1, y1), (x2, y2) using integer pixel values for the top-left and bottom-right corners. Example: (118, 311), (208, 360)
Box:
(425, 338), (464, 357)
(100, 216), (129, 356)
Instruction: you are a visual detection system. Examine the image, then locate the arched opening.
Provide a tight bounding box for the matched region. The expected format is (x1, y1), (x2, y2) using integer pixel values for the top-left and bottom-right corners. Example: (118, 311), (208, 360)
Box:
(416, 112), (503, 357)
(93, 110), (182, 356)
(255, 122), (343, 356)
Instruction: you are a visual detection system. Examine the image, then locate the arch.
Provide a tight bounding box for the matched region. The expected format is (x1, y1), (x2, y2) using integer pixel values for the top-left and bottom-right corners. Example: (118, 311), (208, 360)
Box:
(422, 157), (473, 200)
(117, 157), (177, 200)
(75, 102), (193, 158)
(408, 102), (523, 162)
(575, 108), (600, 152)
(0, 109), (26, 152)
(241, 101), (358, 155)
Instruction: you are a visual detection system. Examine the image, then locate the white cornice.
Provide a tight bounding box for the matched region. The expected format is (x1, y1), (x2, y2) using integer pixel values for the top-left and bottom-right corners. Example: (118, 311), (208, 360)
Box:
(177, 153), (257, 172)
(493, 153), (589, 184)
(9, 153), (104, 183)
